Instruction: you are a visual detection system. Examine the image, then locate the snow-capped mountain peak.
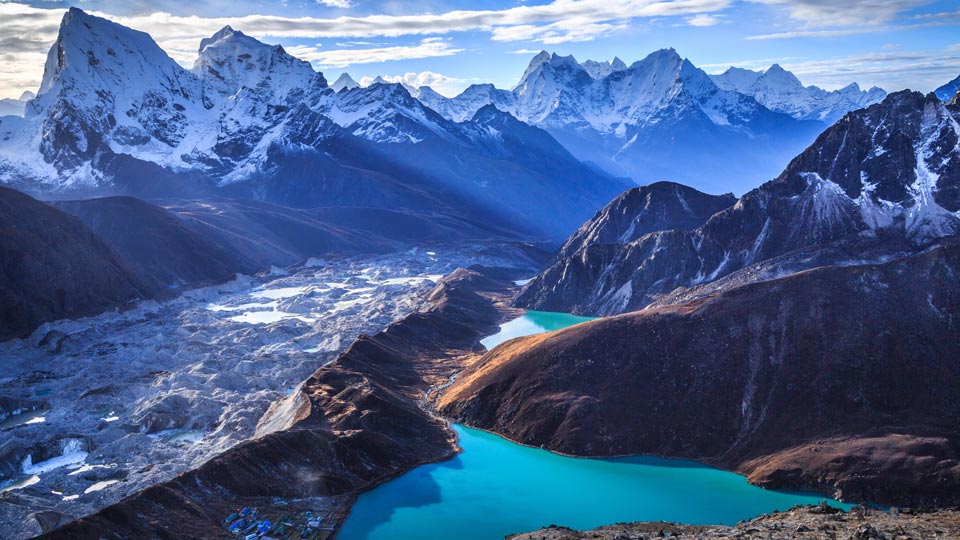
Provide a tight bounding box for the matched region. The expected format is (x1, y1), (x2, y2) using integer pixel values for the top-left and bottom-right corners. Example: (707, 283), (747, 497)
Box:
(711, 64), (886, 124)
(580, 57), (625, 79)
(193, 25), (325, 100)
(23, 7), (209, 176)
(331, 73), (359, 92)
(934, 73), (960, 102)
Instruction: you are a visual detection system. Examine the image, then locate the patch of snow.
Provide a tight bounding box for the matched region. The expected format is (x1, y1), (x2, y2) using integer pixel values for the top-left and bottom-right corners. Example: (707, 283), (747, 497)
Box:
(23, 440), (87, 475)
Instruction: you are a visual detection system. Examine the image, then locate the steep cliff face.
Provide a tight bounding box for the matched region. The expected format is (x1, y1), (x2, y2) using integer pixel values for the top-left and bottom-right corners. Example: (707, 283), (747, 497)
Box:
(515, 182), (735, 313)
(518, 91), (960, 316)
(442, 241), (960, 507)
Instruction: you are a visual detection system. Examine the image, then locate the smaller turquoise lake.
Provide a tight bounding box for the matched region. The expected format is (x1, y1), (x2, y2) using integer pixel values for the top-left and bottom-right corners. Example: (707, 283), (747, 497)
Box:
(479, 310), (597, 350)
(337, 311), (852, 540)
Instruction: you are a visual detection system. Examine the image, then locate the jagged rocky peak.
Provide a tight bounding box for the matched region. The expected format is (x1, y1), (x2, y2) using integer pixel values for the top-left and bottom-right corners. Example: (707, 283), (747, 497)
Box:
(515, 50), (590, 91)
(331, 72), (359, 92)
(581, 57), (627, 79)
(193, 25), (326, 100)
(32, 7), (208, 172)
(38, 7), (200, 105)
(557, 182), (737, 259)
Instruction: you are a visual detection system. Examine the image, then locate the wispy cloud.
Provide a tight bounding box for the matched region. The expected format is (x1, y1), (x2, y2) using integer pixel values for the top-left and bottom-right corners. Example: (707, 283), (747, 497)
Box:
(780, 49), (960, 91)
(290, 38), (464, 68)
(746, 0), (960, 40)
(686, 13), (721, 26)
(747, 0), (931, 26)
(316, 0), (354, 7)
(747, 18), (960, 40)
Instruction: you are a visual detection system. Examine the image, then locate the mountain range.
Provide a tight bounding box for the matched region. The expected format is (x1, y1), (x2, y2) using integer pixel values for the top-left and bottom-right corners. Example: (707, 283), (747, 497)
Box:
(711, 64), (886, 124)
(518, 90), (960, 315)
(416, 50), (884, 194)
(0, 9), (629, 241)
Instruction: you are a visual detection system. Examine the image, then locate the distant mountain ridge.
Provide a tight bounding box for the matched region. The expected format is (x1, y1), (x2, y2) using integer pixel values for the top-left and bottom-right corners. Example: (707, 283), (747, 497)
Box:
(417, 50), (839, 194)
(0, 91), (35, 117)
(711, 64), (886, 124)
(0, 8), (628, 240)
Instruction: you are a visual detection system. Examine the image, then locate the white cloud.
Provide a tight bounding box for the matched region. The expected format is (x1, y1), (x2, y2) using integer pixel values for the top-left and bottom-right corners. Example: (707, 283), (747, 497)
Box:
(747, 0), (931, 26)
(317, 0), (354, 7)
(509, 48), (544, 55)
(358, 71), (472, 96)
(686, 13), (721, 25)
(290, 38), (464, 68)
(747, 17), (959, 39)
(780, 49), (960, 92)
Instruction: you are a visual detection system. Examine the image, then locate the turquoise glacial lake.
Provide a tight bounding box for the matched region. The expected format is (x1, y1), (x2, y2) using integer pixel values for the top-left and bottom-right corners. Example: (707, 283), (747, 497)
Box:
(337, 312), (852, 540)
(337, 425), (851, 540)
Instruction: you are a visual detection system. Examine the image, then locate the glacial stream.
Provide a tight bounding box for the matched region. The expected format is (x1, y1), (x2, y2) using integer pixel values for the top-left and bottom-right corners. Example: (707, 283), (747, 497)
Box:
(338, 312), (853, 540)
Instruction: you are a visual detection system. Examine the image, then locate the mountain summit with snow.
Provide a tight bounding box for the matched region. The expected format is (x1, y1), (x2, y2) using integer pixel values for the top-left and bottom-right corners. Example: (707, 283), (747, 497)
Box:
(711, 64), (886, 124)
(331, 73), (360, 92)
(193, 25), (326, 100)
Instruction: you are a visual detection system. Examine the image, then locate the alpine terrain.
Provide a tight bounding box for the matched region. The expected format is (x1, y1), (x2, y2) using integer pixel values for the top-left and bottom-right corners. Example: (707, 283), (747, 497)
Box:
(0, 4), (957, 540)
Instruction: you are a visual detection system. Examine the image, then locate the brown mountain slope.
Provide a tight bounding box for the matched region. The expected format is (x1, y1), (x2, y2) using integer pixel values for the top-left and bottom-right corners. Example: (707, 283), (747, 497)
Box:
(439, 241), (960, 507)
(0, 187), (153, 340)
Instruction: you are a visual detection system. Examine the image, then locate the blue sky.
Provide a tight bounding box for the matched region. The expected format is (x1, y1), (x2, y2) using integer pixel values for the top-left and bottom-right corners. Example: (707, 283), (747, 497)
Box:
(1, 0), (959, 98)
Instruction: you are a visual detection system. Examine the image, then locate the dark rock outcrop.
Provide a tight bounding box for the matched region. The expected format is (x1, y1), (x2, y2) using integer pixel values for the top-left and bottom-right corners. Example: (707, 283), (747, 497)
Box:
(516, 182), (735, 313)
(508, 506), (960, 540)
(0, 187), (152, 340)
(441, 241), (960, 507)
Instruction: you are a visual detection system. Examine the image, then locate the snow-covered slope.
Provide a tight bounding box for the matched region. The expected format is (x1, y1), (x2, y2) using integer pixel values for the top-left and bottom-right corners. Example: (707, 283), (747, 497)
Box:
(193, 26), (326, 100)
(935, 74), (960, 103)
(0, 91), (35, 117)
(417, 49), (825, 194)
(712, 64), (886, 124)
(518, 90), (960, 315)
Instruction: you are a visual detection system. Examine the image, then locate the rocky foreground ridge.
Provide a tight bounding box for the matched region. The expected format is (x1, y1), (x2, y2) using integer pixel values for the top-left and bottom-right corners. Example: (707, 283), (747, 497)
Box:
(510, 505), (960, 540)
